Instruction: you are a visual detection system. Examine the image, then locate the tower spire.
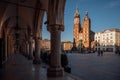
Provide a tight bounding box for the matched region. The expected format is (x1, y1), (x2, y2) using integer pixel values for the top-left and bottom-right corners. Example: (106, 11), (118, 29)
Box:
(76, 5), (79, 14)
(86, 10), (88, 17)
(74, 6), (80, 17)
(84, 10), (89, 20)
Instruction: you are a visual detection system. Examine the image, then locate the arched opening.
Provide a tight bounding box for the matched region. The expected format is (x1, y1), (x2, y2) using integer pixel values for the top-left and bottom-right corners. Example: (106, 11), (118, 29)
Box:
(0, 15), (31, 63)
(0, 0), (67, 78)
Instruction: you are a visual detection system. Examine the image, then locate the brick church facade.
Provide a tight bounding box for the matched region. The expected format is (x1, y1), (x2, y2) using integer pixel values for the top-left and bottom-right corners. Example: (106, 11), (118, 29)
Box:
(73, 8), (94, 50)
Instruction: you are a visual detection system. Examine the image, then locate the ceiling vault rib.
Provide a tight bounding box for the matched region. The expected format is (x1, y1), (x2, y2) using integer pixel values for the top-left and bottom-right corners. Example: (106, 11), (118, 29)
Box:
(0, 0), (46, 11)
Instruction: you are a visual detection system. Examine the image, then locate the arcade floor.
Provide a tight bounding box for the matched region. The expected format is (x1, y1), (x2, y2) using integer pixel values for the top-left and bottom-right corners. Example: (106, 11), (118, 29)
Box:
(0, 53), (81, 80)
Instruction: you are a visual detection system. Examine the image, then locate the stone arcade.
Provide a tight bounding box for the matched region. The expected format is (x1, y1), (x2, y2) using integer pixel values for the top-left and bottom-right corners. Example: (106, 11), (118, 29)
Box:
(0, 0), (66, 77)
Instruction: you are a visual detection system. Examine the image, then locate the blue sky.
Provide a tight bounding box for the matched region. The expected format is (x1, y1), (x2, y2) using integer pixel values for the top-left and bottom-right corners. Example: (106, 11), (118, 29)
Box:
(42, 0), (120, 42)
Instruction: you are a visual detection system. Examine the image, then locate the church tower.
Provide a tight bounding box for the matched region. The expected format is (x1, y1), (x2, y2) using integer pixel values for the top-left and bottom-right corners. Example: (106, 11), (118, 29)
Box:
(82, 11), (91, 49)
(73, 7), (81, 47)
(73, 8), (94, 51)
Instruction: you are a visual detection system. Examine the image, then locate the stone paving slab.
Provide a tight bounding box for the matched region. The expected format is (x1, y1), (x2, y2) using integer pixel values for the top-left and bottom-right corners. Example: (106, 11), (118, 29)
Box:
(67, 52), (120, 80)
(0, 54), (82, 80)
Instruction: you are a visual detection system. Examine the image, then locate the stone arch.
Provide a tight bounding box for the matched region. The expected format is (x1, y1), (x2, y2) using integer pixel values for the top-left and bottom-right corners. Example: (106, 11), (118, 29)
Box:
(0, 0), (67, 78)
(0, 17), (11, 38)
(0, 16), (11, 62)
(0, 15), (30, 62)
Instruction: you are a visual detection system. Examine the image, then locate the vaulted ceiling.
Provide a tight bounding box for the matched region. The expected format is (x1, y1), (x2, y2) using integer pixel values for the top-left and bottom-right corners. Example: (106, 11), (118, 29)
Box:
(0, 0), (48, 44)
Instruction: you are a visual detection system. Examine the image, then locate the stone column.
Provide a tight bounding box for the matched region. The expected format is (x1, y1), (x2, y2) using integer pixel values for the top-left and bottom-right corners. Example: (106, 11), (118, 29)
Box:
(26, 42), (29, 56)
(8, 37), (12, 56)
(47, 25), (64, 77)
(0, 38), (3, 68)
(10, 39), (14, 55)
(28, 36), (33, 60)
(5, 34), (8, 61)
(24, 44), (26, 54)
(23, 43), (26, 56)
(8, 36), (11, 55)
(33, 35), (41, 64)
(46, 0), (66, 77)
(7, 36), (10, 56)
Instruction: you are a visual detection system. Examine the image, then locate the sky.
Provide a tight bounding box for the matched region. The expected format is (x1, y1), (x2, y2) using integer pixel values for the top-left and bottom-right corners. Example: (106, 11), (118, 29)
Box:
(42, 0), (120, 42)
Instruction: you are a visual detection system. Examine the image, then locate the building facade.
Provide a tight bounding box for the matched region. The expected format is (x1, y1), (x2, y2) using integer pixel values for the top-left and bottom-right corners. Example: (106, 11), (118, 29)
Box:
(94, 28), (120, 52)
(41, 39), (51, 51)
(73, 8), (94, 50)
(61, 41), (73, 52)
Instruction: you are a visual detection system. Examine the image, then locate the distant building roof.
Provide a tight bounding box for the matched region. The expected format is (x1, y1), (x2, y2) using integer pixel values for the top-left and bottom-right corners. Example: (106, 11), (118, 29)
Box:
(96, 28), (120, 34)
(102, 28), (120, 33)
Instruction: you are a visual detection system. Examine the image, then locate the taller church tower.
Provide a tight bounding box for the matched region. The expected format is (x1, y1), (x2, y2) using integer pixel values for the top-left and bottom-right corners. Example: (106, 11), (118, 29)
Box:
(73, 8), (81, 47)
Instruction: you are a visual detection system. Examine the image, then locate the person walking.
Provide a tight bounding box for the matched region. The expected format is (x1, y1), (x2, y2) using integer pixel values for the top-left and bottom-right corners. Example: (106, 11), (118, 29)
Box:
(97, 48), (100, 56)
(100, 50), (103, 56)
(118, 50), (120, 55)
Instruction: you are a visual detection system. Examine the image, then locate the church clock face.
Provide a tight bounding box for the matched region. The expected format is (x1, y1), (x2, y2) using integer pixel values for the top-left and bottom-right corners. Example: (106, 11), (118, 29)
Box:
(80, 36), (82, 40)
(74, 18), (79, 24)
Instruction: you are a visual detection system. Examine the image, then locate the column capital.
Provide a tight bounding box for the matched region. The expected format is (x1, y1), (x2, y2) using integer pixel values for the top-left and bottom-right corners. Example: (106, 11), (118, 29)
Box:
(32, 32), (41, 40)
(47, 24), (64, 32)
(47, 0), (66, 29)
(29, 36), (33, 43)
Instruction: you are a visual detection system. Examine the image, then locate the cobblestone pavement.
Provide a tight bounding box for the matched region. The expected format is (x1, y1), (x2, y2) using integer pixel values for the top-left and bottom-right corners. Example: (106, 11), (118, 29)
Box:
(67, 52), (120, 80)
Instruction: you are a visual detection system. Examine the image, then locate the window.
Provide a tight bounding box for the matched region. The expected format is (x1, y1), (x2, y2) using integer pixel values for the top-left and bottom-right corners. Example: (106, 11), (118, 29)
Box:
(110, 40), (113, 43)
(96, 37), (97, 39)
(103, 37), (104, 40)
(110, 37), (112, 39)
(107, 34), (109, 36)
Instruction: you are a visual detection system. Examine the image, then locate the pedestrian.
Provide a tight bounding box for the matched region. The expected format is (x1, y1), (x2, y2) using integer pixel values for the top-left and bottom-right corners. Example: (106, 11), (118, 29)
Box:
(97, 48), (100, 56)
(119, 50), (120, 55)
(101, 50), (103, 56)
(115, 50), (117, 54)
(33, 50), (35, 57)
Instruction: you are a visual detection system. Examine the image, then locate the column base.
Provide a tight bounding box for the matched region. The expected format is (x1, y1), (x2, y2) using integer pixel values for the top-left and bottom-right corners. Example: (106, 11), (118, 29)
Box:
(33, 59), (41, 64)
(24, 54), (28, 57)
(0, 64), (2, 68)
(28, 56), (33, 60)
(47, 67), (64, 77)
